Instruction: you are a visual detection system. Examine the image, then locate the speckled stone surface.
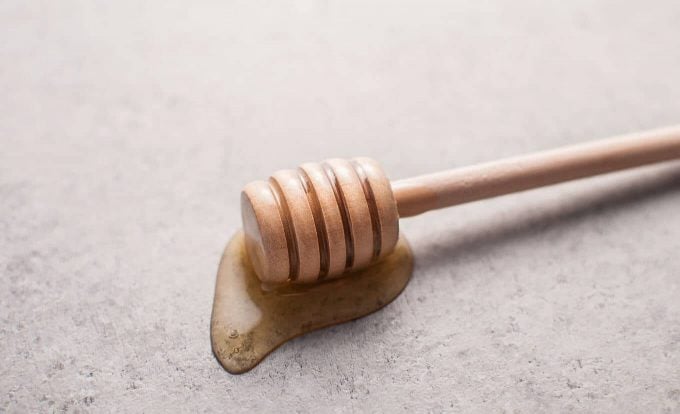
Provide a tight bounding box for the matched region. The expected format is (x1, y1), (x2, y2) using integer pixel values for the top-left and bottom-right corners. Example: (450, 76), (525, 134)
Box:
(2, 1), (680, 412)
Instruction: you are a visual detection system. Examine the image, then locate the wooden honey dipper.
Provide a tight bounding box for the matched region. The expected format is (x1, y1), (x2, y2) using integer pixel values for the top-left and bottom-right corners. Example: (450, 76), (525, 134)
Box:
(242, 126), (680, 284)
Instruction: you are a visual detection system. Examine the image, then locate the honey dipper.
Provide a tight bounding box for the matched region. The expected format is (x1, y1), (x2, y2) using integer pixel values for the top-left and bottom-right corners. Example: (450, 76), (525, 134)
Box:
(241, 126), (680, 284)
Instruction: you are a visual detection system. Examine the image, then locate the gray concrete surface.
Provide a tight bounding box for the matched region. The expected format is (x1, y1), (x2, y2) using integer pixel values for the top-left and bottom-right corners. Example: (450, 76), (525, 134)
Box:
(2, 0), (680, 412)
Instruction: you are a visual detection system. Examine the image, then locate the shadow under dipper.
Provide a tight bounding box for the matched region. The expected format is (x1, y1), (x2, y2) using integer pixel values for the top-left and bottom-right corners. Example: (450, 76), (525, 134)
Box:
(413, 163), (680, 274)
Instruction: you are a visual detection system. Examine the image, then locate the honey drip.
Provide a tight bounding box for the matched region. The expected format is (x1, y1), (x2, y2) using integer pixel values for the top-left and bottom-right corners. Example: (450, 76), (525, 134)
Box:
(211, 232), (414, 374)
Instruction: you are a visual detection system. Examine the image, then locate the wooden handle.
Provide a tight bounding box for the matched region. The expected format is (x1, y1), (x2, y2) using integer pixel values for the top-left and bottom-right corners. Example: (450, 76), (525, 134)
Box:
(392, 126), (680, 217)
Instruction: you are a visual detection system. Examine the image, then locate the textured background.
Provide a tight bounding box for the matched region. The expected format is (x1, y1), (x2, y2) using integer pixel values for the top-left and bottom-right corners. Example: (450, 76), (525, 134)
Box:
(2, 0), (680, 412)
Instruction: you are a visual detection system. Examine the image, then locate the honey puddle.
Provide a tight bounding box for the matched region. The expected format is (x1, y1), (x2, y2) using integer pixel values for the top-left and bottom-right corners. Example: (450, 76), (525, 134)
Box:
(211, 231), (414, 374)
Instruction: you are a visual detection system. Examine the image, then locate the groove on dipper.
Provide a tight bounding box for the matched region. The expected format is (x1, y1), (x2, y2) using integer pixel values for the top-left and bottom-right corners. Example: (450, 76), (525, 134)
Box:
(350, 160), (382, 260)
(321, 162), (354, 271)
(268, 177), (300, 281)
(297, 168), (330, 280)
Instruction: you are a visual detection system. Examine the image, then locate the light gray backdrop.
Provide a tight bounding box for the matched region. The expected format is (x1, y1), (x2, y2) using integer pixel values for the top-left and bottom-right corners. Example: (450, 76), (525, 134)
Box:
(2, 0), (680, 412)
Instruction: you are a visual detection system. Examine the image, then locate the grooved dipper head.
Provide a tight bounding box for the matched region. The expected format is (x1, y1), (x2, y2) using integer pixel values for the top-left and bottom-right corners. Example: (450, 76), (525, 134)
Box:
(241, 157), (399, 284)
